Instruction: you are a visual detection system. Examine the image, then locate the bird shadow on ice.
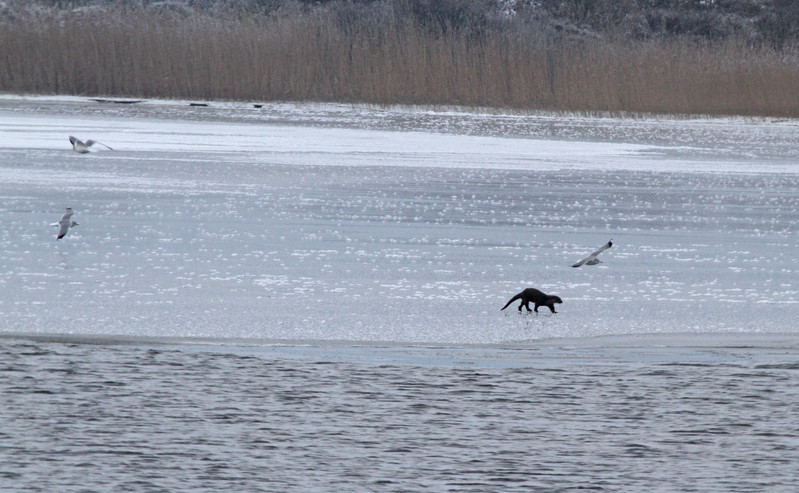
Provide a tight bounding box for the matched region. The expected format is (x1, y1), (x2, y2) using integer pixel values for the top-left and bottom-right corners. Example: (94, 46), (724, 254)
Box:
(55, 250), (74, 270)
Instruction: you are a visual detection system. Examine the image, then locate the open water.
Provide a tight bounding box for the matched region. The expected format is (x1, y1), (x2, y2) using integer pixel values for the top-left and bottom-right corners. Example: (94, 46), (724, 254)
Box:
(3, 334), (799, 492)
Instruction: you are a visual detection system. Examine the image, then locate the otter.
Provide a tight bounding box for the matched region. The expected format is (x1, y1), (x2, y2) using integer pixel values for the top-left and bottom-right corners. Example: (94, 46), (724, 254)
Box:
(501, 288), (562, 314)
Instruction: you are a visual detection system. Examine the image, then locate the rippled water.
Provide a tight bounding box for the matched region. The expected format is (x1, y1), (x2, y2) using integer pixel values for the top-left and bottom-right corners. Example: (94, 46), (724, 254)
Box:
(3, 334), (799, 492)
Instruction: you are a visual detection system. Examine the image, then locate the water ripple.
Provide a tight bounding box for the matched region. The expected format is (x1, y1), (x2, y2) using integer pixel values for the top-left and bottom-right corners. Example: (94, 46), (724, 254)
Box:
(2, 337), (799, 492)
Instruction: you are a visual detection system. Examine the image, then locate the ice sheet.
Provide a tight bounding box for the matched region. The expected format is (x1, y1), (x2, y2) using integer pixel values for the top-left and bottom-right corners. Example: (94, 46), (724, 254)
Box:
(1, 96), (797, 344)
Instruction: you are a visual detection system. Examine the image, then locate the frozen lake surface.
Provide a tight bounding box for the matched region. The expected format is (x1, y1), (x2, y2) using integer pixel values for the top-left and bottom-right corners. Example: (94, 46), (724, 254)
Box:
(1, 95), (798, 343)
(2, 96), (799, 491)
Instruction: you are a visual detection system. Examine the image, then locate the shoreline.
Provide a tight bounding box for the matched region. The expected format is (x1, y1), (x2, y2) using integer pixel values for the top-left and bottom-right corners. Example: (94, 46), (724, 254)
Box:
(4, 92), (799, 124)
(3, 330), (797, 351)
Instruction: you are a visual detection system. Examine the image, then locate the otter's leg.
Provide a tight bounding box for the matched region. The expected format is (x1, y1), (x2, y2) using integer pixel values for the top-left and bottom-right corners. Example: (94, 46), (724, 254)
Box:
(548, 304), (557, 314)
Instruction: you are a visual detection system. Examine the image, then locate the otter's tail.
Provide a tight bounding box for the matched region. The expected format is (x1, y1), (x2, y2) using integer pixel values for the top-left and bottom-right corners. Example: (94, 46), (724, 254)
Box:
(501, 293), (522, 311)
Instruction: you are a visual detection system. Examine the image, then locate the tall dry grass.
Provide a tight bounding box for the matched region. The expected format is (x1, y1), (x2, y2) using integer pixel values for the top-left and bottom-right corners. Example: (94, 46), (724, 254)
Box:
(1, 5), (798, 116)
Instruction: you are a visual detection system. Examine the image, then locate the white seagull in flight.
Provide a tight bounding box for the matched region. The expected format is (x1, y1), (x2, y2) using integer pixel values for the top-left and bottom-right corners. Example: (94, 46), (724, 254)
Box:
(52, 208), (79, 240)
(572, 240), (613, 267)
(69, 135), (114, 153)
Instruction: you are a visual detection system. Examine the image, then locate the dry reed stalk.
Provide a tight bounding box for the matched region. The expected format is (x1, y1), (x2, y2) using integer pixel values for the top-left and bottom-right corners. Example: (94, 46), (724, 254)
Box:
(1, 7), (799, 116)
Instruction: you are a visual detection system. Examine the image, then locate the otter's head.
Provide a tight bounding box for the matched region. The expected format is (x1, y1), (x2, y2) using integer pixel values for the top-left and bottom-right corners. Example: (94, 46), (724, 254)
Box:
(550, 296), (563, 304)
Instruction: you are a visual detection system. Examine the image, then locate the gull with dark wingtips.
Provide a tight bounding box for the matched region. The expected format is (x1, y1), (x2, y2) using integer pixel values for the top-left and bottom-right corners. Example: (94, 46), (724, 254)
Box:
(572, 240), (613, 267)
(52, 208), (79, 240)
(69, 135), (114, 153)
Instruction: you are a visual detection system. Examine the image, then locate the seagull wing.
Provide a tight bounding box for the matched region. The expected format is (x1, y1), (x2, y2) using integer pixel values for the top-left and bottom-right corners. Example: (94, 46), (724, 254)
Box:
(69, 135), (80, 146)
(57, 221), (70, 239)
(85, 140), (114, 150)
(572, 240), (613, 268)
(86, 139), (114, 151)
(56, 209), (74, 239)
(590, 240), (613, 257)
(571, 255), (593, 268)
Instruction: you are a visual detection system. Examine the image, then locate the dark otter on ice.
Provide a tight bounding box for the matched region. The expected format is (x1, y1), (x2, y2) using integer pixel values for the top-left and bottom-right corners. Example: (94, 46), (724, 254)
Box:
(501, 288), (563, 314)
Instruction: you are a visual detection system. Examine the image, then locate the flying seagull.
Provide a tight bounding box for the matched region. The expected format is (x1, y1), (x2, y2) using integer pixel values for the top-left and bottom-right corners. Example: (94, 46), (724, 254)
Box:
(572, 240), (612, 267)
(52, 208), (79, 240)
(69, 135), (114, 153)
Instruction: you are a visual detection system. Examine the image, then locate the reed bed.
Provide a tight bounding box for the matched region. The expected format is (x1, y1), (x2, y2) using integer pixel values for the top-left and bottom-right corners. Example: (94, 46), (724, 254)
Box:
(2, 5), (798, 116)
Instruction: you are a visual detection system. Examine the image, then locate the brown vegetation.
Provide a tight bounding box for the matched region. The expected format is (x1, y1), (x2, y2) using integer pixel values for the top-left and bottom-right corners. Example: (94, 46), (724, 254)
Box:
(1, 1), (799, 116)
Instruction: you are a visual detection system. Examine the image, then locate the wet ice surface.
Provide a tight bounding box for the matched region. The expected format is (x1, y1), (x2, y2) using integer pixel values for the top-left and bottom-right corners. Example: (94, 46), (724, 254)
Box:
(2, 334), (799, 492)
(1, 96), (798, 343)
(2, 96), (799, 490)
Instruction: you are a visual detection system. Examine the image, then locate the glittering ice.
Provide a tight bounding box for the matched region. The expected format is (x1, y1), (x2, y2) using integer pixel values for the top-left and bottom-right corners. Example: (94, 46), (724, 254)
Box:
(1, 95), (797, 343)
